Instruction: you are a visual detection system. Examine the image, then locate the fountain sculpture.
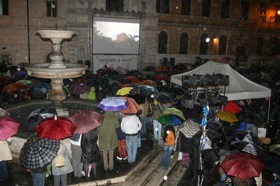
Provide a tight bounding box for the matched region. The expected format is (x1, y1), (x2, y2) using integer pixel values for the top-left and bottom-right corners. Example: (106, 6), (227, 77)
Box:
(24, 30), (88, 115)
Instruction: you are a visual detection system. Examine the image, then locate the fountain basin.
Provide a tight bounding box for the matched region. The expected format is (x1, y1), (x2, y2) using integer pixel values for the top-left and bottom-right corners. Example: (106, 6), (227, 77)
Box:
(25, 63), (88, 79)
(37, 30), (75, 40)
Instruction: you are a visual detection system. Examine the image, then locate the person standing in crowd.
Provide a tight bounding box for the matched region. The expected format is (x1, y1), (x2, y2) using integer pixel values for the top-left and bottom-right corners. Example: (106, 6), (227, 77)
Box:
(0, 137), (12, 183)
(51, 141), (73, 186)
(139, 98), (153, 140)
(97, 111), (119, 172)
(81, 128), (101, 178)
(121, 114), (142, 165)
(161, 125), (175, 170)
(151, 100), (164, 146)
(69, 133), (83, 178)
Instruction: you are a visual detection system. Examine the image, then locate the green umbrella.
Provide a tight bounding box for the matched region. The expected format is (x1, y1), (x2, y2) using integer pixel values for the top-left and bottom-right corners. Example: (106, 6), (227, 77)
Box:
(269, 144), (280, 156)
(17, 79), (33, 85)
(157, 115), (172, 125)
(162, 107), (185, 120)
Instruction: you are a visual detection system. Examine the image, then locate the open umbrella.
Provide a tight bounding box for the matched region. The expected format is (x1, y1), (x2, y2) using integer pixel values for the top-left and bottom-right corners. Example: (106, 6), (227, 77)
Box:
(234, 131), (261, 145)
(231, 141), (263, 156)
(20, 134), (60, 169)
(221, 152), (264, 179)
(127, 94), (146, 104)
(269, 144), (280, 156)
(216, 110), (239, 123)
(151, 91), (174, 103)
(26, 107), (58, 131)
(69, 109), (105, 134)
(179, 119), (201, 138)
(2, 82), (26, 93)
(97, 97), (128, 111)
(119, 97), (140, 114)
(224, 101), (241, 114)
(116, 87), (133, 96)
(138, 80), (157, 87)
(0, 116), (20, 140)
(34, 116), (77, 140)
(69, 79), (90, 95)
(157, 114), (183, 126)
(129, 84), (158, 97)
(162, 107), (185, 120)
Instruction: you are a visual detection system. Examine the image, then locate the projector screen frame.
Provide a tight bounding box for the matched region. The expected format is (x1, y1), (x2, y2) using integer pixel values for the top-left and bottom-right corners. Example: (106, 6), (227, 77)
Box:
(92, 16), (141, 55)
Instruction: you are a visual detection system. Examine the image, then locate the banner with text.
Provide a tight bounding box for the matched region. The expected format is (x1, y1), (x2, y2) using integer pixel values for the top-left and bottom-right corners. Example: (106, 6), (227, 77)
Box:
(93, 55), (138, 73)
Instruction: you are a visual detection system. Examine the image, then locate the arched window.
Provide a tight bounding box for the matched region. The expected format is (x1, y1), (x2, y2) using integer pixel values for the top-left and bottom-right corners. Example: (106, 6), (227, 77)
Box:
(181, 0), (191, 15)
(199, 34), (209, 54)
(156, 0), (170, 13)
(256, 37), (264, 55)
(179, 33), (189, 54)
(158, 31), (168, 54)
(218, 35), (227, 54)
(221, 0), (230, 19)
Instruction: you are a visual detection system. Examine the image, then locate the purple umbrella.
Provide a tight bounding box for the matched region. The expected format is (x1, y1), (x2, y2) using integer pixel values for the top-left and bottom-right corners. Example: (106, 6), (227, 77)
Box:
(97, 97), (128, 111)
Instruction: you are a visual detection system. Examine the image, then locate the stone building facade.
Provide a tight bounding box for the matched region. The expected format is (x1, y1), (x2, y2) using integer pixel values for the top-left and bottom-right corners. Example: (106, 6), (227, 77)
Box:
(0, 0), (279, 71)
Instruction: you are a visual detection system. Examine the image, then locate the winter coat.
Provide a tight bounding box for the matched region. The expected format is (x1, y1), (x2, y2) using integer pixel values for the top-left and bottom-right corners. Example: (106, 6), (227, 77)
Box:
(51, 142), (73, 176)
(97, 111), (119, 151)
(121, 115), (142, 135)
(0, 137), (12, 161)
(81, 129), (101, 163)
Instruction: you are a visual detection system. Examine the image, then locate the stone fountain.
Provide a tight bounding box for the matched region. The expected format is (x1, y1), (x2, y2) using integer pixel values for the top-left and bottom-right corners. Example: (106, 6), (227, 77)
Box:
(24, 30), (88, 116)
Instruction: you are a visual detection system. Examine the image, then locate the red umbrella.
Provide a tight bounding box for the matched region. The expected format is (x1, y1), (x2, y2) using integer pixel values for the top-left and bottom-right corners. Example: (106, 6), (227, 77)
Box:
(220, 152), (264, 179)
(34, 116), (77, 140)
(119, 97), (140, 114)
(0, 116), (20, 140)
(3, 82), (26, 93)
(69, 79), (90, 95)
(224, 101), (241, 114)
(69, 109), (105, 134)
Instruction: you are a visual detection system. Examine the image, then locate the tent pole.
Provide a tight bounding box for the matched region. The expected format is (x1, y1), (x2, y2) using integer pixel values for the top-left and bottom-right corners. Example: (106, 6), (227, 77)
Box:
(267, 97), (271, 124)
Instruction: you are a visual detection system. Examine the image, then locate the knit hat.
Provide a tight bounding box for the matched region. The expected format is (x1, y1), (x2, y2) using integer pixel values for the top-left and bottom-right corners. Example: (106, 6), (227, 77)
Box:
(180, 119), (201, 138)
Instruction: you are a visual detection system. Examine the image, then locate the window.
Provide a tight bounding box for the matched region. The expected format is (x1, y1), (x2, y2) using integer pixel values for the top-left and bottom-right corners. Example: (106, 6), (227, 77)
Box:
(201, 0), (211, 17)
(259, 2), (267, 22)
(0, 0), (8, 15)
(179, 33), (189, 54)
(106, 0), (123, 12)
(221, 0), (230, 19)
(46, 0), (57, 17)
(156, 0), (170, 13)
(218, 35), (227, 55)
(199, 34), (209, 55)
(240, 0), (249, 20)
(158, 31), (168, 54)
(271, 37), (280, 55)
(181, 0), (191, 15)
(256, 37), (263, 55)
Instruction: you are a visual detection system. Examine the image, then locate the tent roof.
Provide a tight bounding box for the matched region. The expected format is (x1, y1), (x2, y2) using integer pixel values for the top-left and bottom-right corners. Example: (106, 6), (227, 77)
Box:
(170, 61), (271, 101)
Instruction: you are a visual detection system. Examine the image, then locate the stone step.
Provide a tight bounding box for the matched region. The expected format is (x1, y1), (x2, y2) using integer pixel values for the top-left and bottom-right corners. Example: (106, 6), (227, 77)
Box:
(143, 151), (188, 186)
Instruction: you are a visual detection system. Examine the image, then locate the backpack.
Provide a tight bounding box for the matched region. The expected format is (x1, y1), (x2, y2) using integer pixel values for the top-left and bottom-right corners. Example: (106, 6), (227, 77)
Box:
(163, 125), (175, 146)
(54, 145), (66, 168)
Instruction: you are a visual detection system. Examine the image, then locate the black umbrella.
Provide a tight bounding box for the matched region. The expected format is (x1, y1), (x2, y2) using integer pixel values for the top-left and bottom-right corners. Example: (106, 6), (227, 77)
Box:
(129, 84), (158, 97)
(233, 130), (261, 146)
(231, 141), (263, 156)
(26, 107), (58, 131)
(151, 91), (174, 103)
(263, 156), (280, 176)
(20, 134), (60, 169)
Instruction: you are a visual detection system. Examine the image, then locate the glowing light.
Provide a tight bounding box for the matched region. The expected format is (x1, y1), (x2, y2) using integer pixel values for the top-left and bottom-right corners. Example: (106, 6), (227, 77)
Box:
(205, 37), (210, 43)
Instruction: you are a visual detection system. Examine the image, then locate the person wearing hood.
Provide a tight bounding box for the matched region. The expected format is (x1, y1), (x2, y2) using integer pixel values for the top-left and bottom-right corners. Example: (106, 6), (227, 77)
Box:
(97, 111), (119, 171)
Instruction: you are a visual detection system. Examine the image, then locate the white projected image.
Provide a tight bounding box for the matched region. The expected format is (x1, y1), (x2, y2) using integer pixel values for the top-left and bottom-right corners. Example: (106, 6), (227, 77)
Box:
(93, 17), (140, 54)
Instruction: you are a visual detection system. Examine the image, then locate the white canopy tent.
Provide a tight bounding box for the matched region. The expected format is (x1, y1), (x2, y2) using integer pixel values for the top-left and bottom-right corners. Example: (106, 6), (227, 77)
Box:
(170, 61), (271, 121)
